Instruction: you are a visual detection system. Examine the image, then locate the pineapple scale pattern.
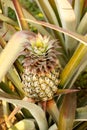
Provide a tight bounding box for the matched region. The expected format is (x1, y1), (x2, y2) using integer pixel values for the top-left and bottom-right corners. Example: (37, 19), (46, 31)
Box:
(22, 68), (60, 101)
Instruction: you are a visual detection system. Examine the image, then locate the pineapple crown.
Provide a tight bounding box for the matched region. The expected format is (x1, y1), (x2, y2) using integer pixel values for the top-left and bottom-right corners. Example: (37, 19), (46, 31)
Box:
(22, 33), (60, 75)
(30, 33), (50, 56)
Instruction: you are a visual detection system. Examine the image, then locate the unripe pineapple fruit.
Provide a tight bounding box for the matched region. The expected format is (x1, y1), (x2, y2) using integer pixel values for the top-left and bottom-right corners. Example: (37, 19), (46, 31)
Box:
(21, 33), (61, 101)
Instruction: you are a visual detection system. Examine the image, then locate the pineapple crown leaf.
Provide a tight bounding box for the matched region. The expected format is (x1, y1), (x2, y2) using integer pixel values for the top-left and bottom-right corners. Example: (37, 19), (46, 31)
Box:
(29, 33), (50, 56)
(22, 33), (61, 75)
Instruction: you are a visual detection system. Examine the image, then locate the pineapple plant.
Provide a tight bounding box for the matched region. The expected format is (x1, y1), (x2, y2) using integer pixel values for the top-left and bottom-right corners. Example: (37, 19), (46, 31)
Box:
(0, 0), (87, 130)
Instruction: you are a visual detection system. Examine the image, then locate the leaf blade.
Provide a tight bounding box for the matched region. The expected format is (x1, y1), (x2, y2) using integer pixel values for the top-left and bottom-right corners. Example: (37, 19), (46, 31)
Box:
(59, 93), (77, 130)
(22, 18), (87, 46)
(75, 106), (87, 121)
(54, 0), (77, 50)
(8, 119), (36, 130)
(0, 97), (48, 130)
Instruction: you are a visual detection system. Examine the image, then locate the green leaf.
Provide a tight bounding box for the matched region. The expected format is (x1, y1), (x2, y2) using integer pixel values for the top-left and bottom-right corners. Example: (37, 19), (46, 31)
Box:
(60, 43), (87, 87)
(0, 22), (16, 41)
(1, 0), (52, 37)
(54, 0), (77, 51)
(75, 106), (87, 121)
(73, 122), (87, 130)
(48, 124), (57, 130)
(0, 31), (29, 82)
(0, 90), (19, 99)
(77, 12), (87, 34)
(0, 97), (48, 130)
(23, 8), (52, 37)
(35, 0), (59, 25)
(74, 0), (84, 26)
(0, 81), (14, 94)
(7, 66), (25, 97)
(35, 0), (64, 43)
(23, 19), (87, 46)
(59, 93), (77, 130)
(56, 89), (79, 95)
(8, 119), (36, 130)
(0, 13), (17, 26)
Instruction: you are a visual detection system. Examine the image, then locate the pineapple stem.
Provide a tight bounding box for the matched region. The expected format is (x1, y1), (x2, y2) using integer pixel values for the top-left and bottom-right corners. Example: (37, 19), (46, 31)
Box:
(47, 99), (59, 126)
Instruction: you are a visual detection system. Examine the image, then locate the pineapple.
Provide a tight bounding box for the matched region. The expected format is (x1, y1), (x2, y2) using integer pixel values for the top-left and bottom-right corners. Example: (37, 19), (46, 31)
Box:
(21, 33), (61, 101)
